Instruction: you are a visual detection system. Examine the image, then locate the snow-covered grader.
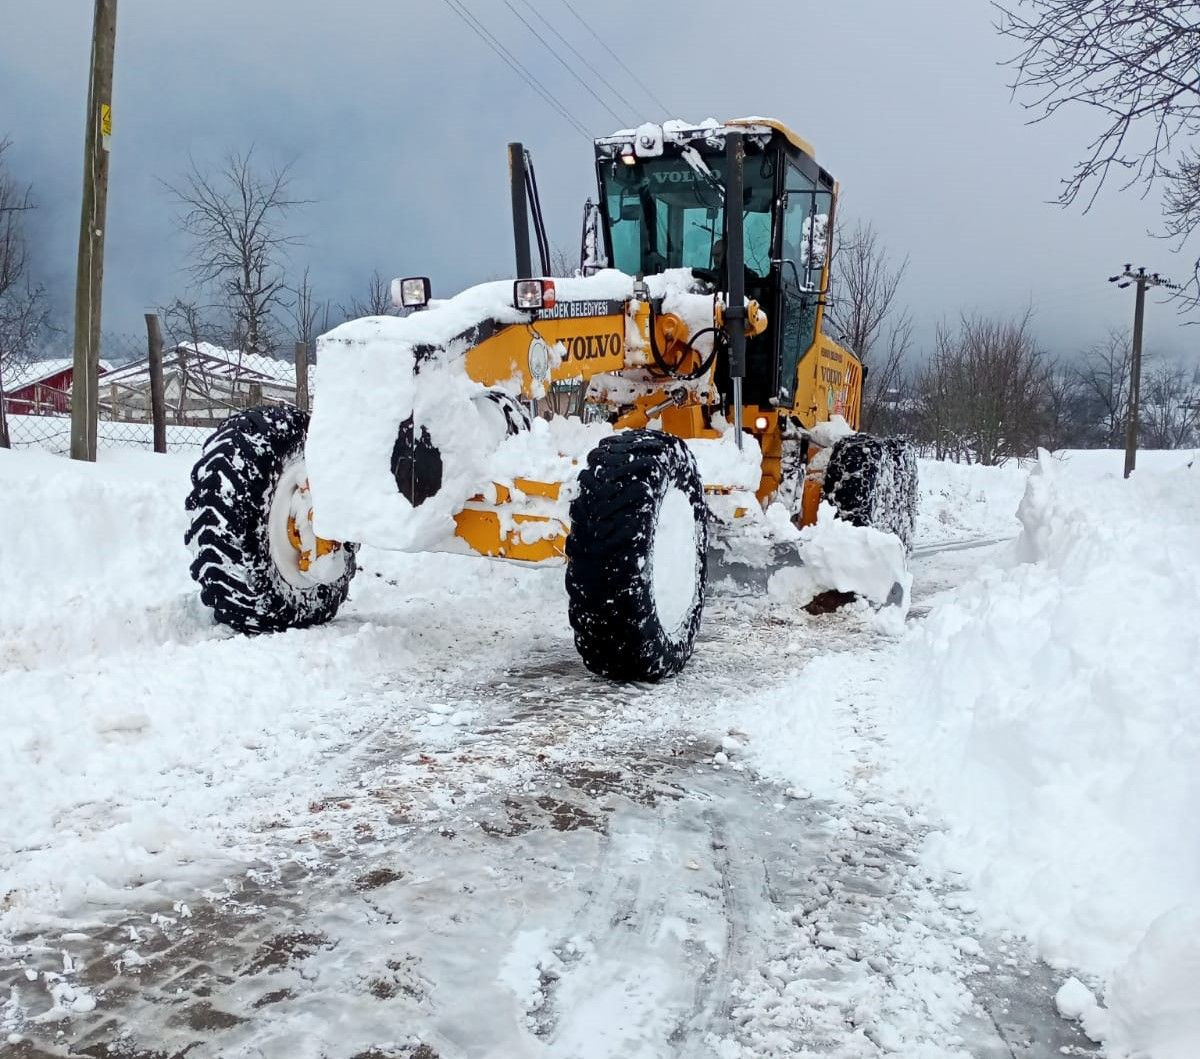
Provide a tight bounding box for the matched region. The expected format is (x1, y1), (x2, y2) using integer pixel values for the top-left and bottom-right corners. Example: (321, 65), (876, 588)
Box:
(185, 118), (917, 681)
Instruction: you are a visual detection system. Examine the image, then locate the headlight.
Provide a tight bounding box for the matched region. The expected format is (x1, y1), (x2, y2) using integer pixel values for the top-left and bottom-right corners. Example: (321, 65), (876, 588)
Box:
(391, 276), (431, 309)
(514, 278), (556, 310)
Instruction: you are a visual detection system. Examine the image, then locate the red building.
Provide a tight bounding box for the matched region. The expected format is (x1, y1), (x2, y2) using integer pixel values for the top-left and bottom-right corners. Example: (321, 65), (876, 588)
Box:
(2, 359), (110, 415)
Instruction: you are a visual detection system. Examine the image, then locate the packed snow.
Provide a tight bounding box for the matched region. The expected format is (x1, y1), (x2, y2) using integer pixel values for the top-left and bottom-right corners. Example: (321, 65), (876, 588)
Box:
(0, 441), (1195, 1057)
(885, 448), (1199, 1057)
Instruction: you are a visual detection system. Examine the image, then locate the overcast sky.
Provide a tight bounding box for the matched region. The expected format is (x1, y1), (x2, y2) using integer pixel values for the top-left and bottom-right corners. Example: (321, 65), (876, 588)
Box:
(1, 0), (1194, 360)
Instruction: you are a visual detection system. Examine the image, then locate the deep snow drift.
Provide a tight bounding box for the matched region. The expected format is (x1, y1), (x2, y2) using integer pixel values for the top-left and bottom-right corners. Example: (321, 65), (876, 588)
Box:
(887, 450), (1199, 1058)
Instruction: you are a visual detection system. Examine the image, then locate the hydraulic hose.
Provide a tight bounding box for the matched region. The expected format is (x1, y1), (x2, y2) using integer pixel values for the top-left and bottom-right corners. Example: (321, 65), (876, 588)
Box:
(647, 299), (726, 382)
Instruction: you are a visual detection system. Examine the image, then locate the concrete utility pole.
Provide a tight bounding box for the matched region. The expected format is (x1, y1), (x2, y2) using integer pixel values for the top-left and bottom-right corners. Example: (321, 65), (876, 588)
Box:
(70, 0), (118, 462)
(1108, 265), (1177, 479)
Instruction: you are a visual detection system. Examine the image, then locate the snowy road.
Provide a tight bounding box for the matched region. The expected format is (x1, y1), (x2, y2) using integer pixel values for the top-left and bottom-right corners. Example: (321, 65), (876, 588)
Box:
(1, 522), (1098, 1058)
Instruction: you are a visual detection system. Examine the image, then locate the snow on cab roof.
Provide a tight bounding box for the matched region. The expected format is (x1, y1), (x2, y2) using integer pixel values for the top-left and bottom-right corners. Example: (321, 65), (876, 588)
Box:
(597, 117), (816, 159)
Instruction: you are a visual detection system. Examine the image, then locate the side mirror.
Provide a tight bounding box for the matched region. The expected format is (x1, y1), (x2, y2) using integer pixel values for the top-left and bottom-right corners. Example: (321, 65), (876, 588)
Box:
(804, 213), (829, 271)
(579, 198), (608, 276)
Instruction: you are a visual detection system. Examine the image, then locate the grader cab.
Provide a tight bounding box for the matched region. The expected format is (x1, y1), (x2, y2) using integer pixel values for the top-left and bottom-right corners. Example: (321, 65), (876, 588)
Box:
(185, 119), (917, 682)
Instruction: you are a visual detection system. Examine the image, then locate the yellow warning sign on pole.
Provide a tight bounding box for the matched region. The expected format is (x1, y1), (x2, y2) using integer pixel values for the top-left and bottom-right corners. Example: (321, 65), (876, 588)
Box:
(100, 103), (112, 138)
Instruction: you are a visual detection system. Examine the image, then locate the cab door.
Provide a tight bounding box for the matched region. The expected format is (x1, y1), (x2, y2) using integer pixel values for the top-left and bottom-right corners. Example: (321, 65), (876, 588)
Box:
(776, 172), (832, 409)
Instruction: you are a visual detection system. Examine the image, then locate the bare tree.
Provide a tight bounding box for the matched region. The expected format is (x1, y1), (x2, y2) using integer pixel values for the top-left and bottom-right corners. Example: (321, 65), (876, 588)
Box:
(161, 297), (216, 351)
(549, 244), (579, 278)
(1142, 363), (1200, 447)
(0, 138), (49, 448)
(158, 298), (222, 424)
(1041, 358), (1089, 450)
(914, 312), (1053, 464)
(1076, 328), (1138, 446)
(291, 267), (321, 349)
(824, 220), (913, 431)
(165, 150), (307, 358)
(339, 269), (394, 320)
(997, 1), (1200, 216)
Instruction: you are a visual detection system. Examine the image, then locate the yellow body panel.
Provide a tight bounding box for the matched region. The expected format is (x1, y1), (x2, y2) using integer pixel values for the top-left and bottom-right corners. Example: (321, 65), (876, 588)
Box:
(453, 508), (566, 562)
(792, 338), (863, 431)
(465, 314), (626, 390)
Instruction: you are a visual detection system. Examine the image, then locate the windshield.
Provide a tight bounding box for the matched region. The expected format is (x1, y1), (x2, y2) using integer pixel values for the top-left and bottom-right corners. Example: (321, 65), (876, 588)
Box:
(599, 149), (775, 278)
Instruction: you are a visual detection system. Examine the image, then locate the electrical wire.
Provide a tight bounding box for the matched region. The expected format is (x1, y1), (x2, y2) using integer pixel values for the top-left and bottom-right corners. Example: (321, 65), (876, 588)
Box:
(559, 0), (674, 117)
(516, 0), (641, 124)
(439, 0), (592, 140)
(503, 1), (626, 126)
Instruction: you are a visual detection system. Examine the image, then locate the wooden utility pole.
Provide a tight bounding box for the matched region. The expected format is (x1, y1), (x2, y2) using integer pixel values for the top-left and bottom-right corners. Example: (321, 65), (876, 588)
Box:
(294, 341), (309, 412)
(1109, 266), (1177, 478)
(70, 0), (118, 462)
(145, 312), (166, 453)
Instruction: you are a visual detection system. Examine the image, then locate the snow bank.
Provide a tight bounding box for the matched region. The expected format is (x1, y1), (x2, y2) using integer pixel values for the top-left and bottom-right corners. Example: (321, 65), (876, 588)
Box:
(1053, 447), (1196, 479)
(914, 458), (1027, 546)
(0, 449), (201, 666)
(0, 450), (397, 931)
(887, 451), (1200, 1056)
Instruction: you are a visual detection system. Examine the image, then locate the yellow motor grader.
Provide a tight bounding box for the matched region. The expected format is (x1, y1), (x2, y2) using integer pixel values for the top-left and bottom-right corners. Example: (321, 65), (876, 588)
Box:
(185, 118), (916, 681)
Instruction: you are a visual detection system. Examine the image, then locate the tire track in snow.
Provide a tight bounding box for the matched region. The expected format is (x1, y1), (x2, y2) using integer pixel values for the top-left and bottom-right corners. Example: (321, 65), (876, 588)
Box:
(1, 545), (1102, 1058)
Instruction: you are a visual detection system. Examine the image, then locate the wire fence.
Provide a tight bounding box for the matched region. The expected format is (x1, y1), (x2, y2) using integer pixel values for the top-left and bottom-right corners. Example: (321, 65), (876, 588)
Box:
(3, 346), (310, 455)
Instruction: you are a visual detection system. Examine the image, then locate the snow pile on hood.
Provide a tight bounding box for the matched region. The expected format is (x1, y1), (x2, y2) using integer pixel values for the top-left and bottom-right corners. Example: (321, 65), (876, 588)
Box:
(886, 450), (1200, 1056)
(306, 269), (716, 552)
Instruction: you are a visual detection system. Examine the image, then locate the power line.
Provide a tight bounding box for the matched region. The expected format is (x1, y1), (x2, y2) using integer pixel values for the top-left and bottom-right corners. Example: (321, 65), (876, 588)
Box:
(503, 1), (625, 126)
(559, 0), (674, 117)
(439, 0), (592, 140)
(442, 0), (590, 139)
(516, 0), (641, 124)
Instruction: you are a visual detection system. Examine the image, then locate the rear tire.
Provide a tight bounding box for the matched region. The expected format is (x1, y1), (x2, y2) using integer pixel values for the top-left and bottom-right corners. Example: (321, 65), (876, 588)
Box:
(566, 430), (707, 682)
(822, 434), (917, 552)
(185, 405), (357, 633)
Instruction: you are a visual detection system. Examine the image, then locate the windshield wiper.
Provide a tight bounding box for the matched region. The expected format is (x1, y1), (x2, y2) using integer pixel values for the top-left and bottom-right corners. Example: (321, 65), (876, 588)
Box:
(680, 145), (724, 200)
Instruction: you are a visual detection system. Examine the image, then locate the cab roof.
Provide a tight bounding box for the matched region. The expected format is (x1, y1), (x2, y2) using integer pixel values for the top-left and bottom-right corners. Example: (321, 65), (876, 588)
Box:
(595, 117), (817, 162)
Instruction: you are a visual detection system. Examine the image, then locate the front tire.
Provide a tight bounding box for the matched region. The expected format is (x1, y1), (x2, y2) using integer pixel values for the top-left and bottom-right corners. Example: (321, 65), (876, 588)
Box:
(822, 434), (918, 552)
(185, 405), (357, 633)
(566, 430), (708, 682)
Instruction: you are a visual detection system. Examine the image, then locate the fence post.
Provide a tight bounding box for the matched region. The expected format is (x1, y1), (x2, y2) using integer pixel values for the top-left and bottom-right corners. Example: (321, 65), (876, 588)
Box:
(294, 340), (309, 412)
(145, 313), (166, 452)
(248, 381), (262, 408)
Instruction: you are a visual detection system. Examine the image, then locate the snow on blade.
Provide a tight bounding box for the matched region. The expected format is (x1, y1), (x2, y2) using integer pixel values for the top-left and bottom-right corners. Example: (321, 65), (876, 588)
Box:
(768, 501), (911, 610)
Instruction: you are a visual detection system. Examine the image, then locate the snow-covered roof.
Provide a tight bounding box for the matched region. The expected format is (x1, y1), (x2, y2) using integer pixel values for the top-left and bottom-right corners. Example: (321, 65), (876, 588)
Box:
(102, 343), (295, 386)
(5, 358), (114, 390)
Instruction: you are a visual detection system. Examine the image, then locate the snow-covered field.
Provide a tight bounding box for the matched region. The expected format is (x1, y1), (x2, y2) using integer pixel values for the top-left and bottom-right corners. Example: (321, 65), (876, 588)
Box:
(0, 442), (1195, 1057)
